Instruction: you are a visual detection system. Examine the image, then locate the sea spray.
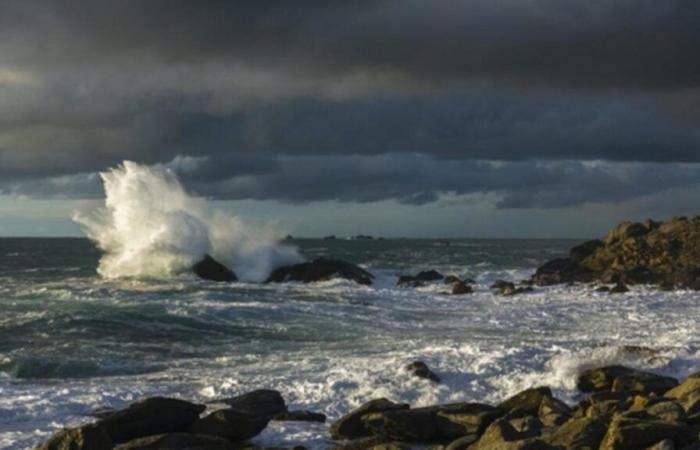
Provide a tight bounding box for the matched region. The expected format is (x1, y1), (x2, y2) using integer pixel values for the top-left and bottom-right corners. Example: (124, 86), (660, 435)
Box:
(72, 161), (302, 280)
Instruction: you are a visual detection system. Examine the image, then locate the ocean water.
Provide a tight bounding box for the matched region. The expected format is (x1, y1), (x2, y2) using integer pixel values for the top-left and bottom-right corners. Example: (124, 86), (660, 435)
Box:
(1, 237), (700, 449)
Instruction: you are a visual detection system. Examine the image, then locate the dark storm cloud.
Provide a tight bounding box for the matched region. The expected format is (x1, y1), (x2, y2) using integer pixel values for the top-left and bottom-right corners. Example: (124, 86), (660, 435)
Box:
(1, 0), (699, 208)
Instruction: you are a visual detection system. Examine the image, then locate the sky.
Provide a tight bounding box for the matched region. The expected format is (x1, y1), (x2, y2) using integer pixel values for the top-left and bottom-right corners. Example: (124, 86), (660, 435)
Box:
(1, 0), (700, 238)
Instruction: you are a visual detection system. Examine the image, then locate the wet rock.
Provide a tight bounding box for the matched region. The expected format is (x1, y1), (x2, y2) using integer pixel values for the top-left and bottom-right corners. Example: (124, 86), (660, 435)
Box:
(188, 409), (269, 441)
(612, 371), (678, 395)
(538, 396), (572, 427)
(467, 415), (548, 450)
(213, 389), (287, 418)
(329, 398), (410, 440)
(599, 414), (686, 450)
(490, 280), (532, 296)
(645, 440), (676, 450)
(97, 397), (205, 443)
(35, 424), (113, 450)
(88, 405), (117, 419)
(610, 282), (630, 294)
(114, 433), (237, 449)
(451, 281), (472, 295)
(405, 361), (441, 383)
(362, 408), (438, 442)
(542, 415), (609, 449)
(531, 257), (594, 285)
(497, 387), (553, 416)
(444, 435), (479, 450)
(330, 436), (391, 450)
(397, 270), (444, 287)
(271, 410), (326, 422)
(443, 275), (461, 284)
(573, 390), (634, 419)
(435, 404), (500, 439)
(596, 285), (611, 292)
(628, 397), (686, 423)
(665, 377), (700, 415)
(577, 365), (637, 393)
(193, 255), (238, 282)
(267, 258), (374, 285)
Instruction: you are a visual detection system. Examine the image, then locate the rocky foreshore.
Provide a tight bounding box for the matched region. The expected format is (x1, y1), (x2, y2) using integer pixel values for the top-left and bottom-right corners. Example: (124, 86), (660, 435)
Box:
(35, 365), (700, 450)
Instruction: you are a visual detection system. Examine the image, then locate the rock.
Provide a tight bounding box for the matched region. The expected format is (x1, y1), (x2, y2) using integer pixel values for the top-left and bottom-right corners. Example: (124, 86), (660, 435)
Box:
(444, 275), (461, 284)
(467, 416), (548, 450)
(444, 435), (479, 450)
(665, 377), (700, 415)
(35, 424), (113, 450)
(114, 433), (237, 449)
(188, 409), (269, 441)
(490, 280), (532, 296)
(266, 258), (374, 285)
(369, 443), (411, 450)
(645, 440), (676, 450)
(271, 410), (326, 422)
(612, 371), (678, 395)
(192, 255), (237, 282)
(577, 365), (637, 392)
(362, 408), (438, 442)
(213, 389), (287, 418)
(599, 414), (686, 450)
(405, 361), (441, 383)
(497, 387), (553, 416)
(610, 282), (630, 293)
(324, 235), (337, 240)
(88, 405), (117, 419)
(451, 281), (472, 295)
(397, 270), (444, 287)
(538, 396), (572, 427)
(97, 397), (205, 443)
(634, 398), (686, 423)
(573, 390), (634, 418)
(435, 404), (501, 439)
(541, 415), (609, 449)
(330, 437), (391, 450)
(532, 216), (700, 288)
(329, 398), (410, 440)
(596, 285), (611, 292)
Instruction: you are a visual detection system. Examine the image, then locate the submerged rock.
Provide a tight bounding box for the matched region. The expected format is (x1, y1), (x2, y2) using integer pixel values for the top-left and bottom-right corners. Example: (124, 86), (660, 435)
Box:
(405, 361), (441, 383)
(397, 270), (444, 287)
(192, 255), (237, 282)
(266, 258), (374, 285)
(532, 216), (700, 289)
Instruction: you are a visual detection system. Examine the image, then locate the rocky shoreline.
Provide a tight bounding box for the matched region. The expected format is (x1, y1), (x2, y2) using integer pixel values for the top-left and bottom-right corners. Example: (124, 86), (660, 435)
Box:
(35, 363), (700, 450)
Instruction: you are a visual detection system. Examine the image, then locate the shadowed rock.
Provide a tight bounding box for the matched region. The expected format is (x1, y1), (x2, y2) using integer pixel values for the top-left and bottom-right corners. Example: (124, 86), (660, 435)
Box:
(211, 389), (287, 418)
(36, 424), (113, 450)
(192, 255), (237, 282)
(188, 409), (269, 441)
(267, 258), (373, 285)
(405, 361), (441, 383)
(272, 410), (326, 422)
(451, 281), (473, 295)
(114, 433), (237, 449)
(329, 398), (409, 440)
(397, 270), (444, 287)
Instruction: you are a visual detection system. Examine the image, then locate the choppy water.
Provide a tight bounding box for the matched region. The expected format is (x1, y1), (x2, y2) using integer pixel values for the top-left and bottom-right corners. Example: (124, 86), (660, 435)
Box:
(1, 238), (700, 449)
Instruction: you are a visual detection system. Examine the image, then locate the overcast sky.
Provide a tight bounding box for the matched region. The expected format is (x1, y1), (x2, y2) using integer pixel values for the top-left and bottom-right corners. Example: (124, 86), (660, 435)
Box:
(1, 0), (699, 237)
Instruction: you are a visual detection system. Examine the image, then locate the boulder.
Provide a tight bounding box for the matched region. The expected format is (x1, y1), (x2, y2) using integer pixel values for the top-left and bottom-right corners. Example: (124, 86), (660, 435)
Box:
(212, 389), (287, 418)
(329, 398), (409, 440)
(35, 424), (113, 450)
(435, 404), (501, 439)
(444, 275), (461, 284)
(330, 437), (391, 450)
(97, 397), (205, 443)
(497, 387), (553, 416)
(271, 410), (326, 422)
(405, 361), (441, 383)
(397, 270), (443, 287)
(577, 365), (637, 393)
(645, 440), (676, 450)
(599, 414), (686, 450)
(187, 409), (269, 441)
(665, 377), (700, 415)
(573, 390), (634, 419)
(451, 281), (472, 295)
(444, 435), (479, 450)
(192, 255), (237, 282)
(467, 416), (548, 450)
(610, 282), (630, 293)
(114, 433), (237, 449)
(361, 408), (438, 442)
(612, 371), (678, 395)
(267, 258), (373, 285)
(538, 396), (572, 427)
(490, 280), (533, 296)
(541, 415), (608, 449)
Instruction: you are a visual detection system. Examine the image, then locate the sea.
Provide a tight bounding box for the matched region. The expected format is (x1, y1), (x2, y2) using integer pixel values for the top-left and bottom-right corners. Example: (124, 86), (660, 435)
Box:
(2, 237), (700, 449)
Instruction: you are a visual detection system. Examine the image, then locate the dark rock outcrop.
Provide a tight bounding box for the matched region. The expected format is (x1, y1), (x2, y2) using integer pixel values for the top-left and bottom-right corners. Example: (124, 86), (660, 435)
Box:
(272, 410), (326, 423)
(97, 397), (205, 443)
(36, 424), (113, 450)
(114, 433), (236, 450)
(451, 281), (473, 295)
(532, 216), (700, 289)
(577, 366), (677, 395)
(192, 255), (237, 282)
(266, 258), (374, 285)
(397, 270), (444, 287)
(405, 361), (441, 383)
(329, 398), (410, 440)
(212, 389), (287, 418)
(187, 409), (269, 442)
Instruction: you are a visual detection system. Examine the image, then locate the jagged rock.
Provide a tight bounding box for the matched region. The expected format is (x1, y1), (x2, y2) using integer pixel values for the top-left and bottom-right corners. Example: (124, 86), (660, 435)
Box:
(444, 435), (479, 450)
(267, 258), (374, 285)
(612, 371), (678, 395)
(497, 387), (553, 416)
(271, 410), (326, 422)
(599, 414), (686, 450)
(329, 399), (410, 440)
(405, 361), (441, 383)
(467, 415), (548, 450)
(361, 408), (438, 442)
(435, 404), (501, 439)
(35, 424), (113, 450)
(541, 415), (609, 449)
(188, 409), (269, 441)
(532, 216), (700, 289)
(213, 389), (287, 418)
(451, 281), (472, 295)
(577, 365), (637, 392)
(628, 397), (686, 423)
(114, 433), (237, 449)
(665, 377), (700, 415)
(538, 396), (572, 427)
(97, 397), (205, 443)
(193, 255), (238, 282)
(573, 390), (634, 419)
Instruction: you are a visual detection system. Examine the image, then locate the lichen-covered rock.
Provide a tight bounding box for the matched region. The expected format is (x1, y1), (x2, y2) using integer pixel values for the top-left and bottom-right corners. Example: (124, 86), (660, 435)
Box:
(329, 399), (409, 440)
(361, 408), (438, 442)
(497, 387), (553, 416)
(405, 361), (441, 383)
(35, 424), (113, 450)
(444, 434), (479, 450)
(577, 365), (637, 393)
(599, 414), (686, 450)
(114, 433), (237, 449)
(435, 404), (500, 439)
(541, 415), (609, 450)
(188, 409), (269, 441)
(612, 371), (678, 395)
(538, 396), (572, 427)
(97, 397), (205, 443)
(467, 416), (548, 450)
(532, 216), (700, 289)
(267, 258), (374, 285)
(573, 391), (634, 419)
(665, 377), (700, 415)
